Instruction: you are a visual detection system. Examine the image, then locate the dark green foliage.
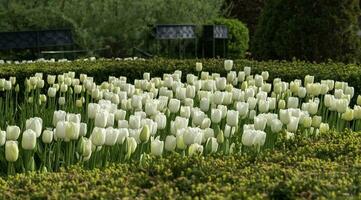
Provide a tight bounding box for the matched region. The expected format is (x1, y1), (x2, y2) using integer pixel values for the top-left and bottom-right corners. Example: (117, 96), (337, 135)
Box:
(224, 0), (266, 36)
(1, 131), (361, 199)
(252, 0), (361, 63)
(214, 18), (250, 58)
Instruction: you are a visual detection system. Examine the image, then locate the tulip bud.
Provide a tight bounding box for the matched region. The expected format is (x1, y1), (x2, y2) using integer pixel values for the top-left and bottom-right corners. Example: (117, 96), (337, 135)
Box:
(42, 129), (53, 144)
(105, 127), (118, 146)
(5, 141), (18, 162)
(6, 126), (20, 141)
(82, 138), (92, 157)
(58, 97), (66, 105)
(205, 137), (218, 154)
(279, 109), (290, 124)
(176, 133), (186, 150)
(165, 135), (176, 151)
(22, 129), (37, 150)
(139, 125), (150, 143)
(312, 116), (322, 128)
(169, 98), (180, 113)
(188, 143), (203, 156)
(196, 62), (203, 72)
(341, 108), (354, 121)
(226, 110), (239, 127)
(278, 100), (286, 110)
(287, 117), (299, 133)
(91, 127), (106, 146)
(224, 60), (233, 71)
(319, 123), (330, 134)
(287, 97), (299, 109)
(151, 137), (164, 156)
(0, 131), (6, 146)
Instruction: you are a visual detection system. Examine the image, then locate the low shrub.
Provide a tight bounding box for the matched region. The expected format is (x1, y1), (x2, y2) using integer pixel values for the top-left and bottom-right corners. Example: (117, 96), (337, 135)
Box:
(213, 18), (249, 58)
(1, 59), (361, 95)
(0, 131), (360, 199)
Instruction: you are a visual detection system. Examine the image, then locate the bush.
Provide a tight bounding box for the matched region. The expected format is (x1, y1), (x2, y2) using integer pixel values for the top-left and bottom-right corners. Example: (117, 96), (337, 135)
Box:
(1, 131), (361, 199)
(252, 0), (361, 63)
(213, 18), (249, 58)
(1, 58), (361, 96)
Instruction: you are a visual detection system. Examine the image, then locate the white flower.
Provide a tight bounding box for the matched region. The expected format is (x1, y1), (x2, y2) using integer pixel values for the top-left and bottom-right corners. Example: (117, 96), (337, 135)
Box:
(287, 117), (299, 133)
(188, 143), (203, 156)
(205, 137), (218, 153)
(224, 60), (233, 71)
(254, 116), (267, 131)
(5, 141), (18, 162)
(200, 98), (210, 112)
(165, 135), (177, 151)
(196, 62), (203, 72)
(226, 110), (239, 127)
(287, 97), (299, 109)
(22, 129), (37, 150)
(42, 129), (54, 144)
(180, 106), (191, 118)
(65, 122), (80, 140)
(169, 98), (181, 113)
(6, 126), (20, 141)
(95, 110), (108, 128)
(271, 119), (283, 133)
(151, 137), (164, 156)
(26, 117), (42, 137)
(105, 127), (119, 146)
(52, 110), (66, 127)
(211, 109), (222, 124)
(279, 109), (291, 124)
(129, 115), (141, 129)
(117, 128), (129, 144)
(91, 127), (106, 146)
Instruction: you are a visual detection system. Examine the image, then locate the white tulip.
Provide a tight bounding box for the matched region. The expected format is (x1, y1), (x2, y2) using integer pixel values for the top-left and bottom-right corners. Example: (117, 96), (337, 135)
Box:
(117, 128), (129, 144)
(91, 127), (106, 146)
(151, 137), (164, 156)
(26, 117), (42, 137)
(180, 106), (191, 118)
(129, 115), (141, 129)
(226, 110), (239, 127)
(196, 62), (203, 72)
(287, 97), (299, 109)
(188, 143), (203, 156)
(6, 126), (20, 141)
(254, 116), (267, 131)
(287, 117), (299, 133)
(22, 129), (37, 150)
(271, 119), (283, 133)
(224, 60), (233, 71)
(105, 127), (118, 146)
(211, 109), (222, 124)
(165, 135), (177, 151)
(42, 129), (53, 144)
(5, 141), (18, 162)
(95, 110), (108, 128)
(169, 98), (181, 113)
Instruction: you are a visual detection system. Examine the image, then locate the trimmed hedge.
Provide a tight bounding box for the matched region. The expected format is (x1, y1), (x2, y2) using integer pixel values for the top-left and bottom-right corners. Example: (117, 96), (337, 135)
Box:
(0, 131), (361, 199)
(1, 58), (361, 96)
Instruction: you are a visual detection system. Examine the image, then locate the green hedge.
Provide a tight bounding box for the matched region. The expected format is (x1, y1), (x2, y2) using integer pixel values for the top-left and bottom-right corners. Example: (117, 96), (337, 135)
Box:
(1, 59), (361, 96)
(0, 131), (361, 199)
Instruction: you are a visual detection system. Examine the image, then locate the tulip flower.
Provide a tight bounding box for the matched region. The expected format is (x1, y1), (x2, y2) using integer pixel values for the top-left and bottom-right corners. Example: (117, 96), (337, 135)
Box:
(6, 126), (20, 141)
(5, 141), (18, 162)
(151, 137), (164, 156)
(224, 60), (233, 71)
(22, 129), (37, 150)
(91, 127), (106, 146)
(42, 129), (54, 144)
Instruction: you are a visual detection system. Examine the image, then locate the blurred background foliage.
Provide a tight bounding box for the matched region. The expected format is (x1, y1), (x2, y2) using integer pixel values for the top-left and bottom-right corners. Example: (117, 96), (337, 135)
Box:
(0, 0), (225, 57)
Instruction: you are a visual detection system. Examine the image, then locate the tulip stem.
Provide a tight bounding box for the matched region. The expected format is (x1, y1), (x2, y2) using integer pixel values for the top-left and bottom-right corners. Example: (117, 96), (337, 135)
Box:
(7, 162), (15, 175)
